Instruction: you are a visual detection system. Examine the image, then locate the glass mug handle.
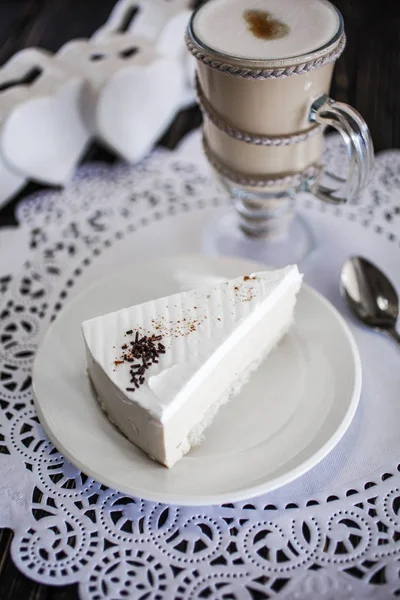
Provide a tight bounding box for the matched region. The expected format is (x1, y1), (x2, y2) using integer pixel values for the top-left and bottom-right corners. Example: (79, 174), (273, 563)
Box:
(308, 94), (374, 204)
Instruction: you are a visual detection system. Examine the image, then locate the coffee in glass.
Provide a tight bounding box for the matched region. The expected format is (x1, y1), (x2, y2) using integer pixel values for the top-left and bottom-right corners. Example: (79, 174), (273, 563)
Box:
(186, 0), (374, 265)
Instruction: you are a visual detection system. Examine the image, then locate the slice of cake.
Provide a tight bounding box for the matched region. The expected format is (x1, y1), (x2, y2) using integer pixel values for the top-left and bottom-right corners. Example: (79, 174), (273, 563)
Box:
(82, 265), (302, 467)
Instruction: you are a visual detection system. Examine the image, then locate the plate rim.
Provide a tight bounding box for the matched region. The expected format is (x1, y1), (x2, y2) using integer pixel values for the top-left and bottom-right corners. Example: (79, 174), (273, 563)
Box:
(33, 254), (362, 505)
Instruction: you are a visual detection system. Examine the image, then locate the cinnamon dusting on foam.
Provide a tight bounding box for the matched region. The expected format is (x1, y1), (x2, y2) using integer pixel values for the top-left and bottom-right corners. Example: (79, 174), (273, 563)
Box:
(244, 9), (290, 41)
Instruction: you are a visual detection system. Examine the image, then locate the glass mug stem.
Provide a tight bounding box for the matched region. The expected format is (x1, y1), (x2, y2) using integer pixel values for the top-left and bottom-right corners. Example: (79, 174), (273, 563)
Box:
(232, 187), (295, 239)
(308, 94), (374, 204)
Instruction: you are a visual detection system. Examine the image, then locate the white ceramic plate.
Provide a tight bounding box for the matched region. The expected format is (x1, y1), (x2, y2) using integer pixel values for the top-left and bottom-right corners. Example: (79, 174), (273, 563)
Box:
(33, 255), (362, 505)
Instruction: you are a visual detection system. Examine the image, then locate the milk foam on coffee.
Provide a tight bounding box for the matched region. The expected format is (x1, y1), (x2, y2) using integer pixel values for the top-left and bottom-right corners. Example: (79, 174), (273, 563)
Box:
(193, 0), (341, 61)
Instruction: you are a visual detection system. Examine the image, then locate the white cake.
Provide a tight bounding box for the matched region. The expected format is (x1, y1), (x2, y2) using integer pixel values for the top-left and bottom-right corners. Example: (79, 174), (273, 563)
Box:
(82, 265), (302, 467)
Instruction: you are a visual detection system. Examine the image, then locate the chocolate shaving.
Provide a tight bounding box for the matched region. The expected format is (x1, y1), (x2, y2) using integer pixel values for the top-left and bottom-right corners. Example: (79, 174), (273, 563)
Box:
(119, 330), (165, 393)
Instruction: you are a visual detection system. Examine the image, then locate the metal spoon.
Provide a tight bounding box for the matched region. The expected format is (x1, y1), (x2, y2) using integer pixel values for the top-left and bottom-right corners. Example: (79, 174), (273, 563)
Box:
(340, 256), (400, 345)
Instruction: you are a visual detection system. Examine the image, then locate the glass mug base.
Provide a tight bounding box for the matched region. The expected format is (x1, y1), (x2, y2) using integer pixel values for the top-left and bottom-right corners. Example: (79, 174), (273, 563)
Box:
(202, 207), (315, 268)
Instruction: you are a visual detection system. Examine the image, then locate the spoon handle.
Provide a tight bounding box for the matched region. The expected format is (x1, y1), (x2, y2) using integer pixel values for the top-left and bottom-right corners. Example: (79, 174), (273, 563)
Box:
(386, 328), (400, 346)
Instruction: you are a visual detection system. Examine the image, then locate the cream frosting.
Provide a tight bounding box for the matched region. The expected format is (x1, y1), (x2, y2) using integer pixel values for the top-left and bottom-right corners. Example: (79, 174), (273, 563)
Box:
(83, 266), (299, 419)
(82, 265), (302, 466)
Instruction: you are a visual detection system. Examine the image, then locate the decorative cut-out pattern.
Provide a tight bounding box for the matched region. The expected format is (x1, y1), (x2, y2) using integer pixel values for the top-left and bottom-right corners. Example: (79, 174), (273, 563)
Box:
(1, 139), (400, 598)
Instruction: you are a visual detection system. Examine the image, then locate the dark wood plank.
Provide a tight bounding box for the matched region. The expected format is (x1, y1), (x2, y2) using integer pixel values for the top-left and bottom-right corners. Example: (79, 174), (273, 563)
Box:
(331, 0), (400, 151)
(0, 0), (118, 64)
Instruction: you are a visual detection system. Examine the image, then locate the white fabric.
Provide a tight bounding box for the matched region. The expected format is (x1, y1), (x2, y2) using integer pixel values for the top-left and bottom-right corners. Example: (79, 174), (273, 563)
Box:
(0, 135), (399, 599)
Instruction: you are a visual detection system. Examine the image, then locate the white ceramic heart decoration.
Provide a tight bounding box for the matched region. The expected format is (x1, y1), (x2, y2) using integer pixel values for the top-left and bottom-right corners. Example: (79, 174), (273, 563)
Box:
(93, 0), (196, 109)
(0, 0), (197, 205)
(155, 9), (196, 108)
(58, 35), (187, 163)
(0, 49), (91, 186)
(96, 54), (185, 161)
(0, 54), (30, 203)
(125, 0), (196, 108)
(156, 10), (192, 59)
(56, 38), (129, 135)
(57, 35), (156, 94)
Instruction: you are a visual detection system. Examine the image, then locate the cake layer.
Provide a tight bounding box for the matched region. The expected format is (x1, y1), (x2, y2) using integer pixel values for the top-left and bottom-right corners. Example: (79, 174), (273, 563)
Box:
(82, 266), (302, 467)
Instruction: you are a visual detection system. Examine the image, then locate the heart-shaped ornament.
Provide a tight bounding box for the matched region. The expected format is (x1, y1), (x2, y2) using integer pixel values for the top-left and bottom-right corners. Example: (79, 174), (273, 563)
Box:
(96, 55), (184, 162)
(1, 79), (90, 186)
(0, 49), (91, 186)
(156, 10), (196, 108)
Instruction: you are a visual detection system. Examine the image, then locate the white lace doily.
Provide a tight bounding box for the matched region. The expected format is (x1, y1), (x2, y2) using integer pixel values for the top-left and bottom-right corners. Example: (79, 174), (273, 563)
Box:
(1, 135), (400, 599)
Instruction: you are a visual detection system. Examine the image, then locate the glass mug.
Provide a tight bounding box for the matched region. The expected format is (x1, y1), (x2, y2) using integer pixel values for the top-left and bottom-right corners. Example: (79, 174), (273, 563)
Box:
(186, 0), (374, 266)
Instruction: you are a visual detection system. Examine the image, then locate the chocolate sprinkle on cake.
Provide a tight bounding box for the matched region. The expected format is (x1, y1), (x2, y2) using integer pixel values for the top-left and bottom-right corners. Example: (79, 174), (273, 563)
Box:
(114, 332), (166, 393)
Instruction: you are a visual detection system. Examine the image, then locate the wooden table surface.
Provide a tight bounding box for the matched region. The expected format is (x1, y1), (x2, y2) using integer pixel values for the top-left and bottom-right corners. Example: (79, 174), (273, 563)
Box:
(0, 1), (398, 598)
